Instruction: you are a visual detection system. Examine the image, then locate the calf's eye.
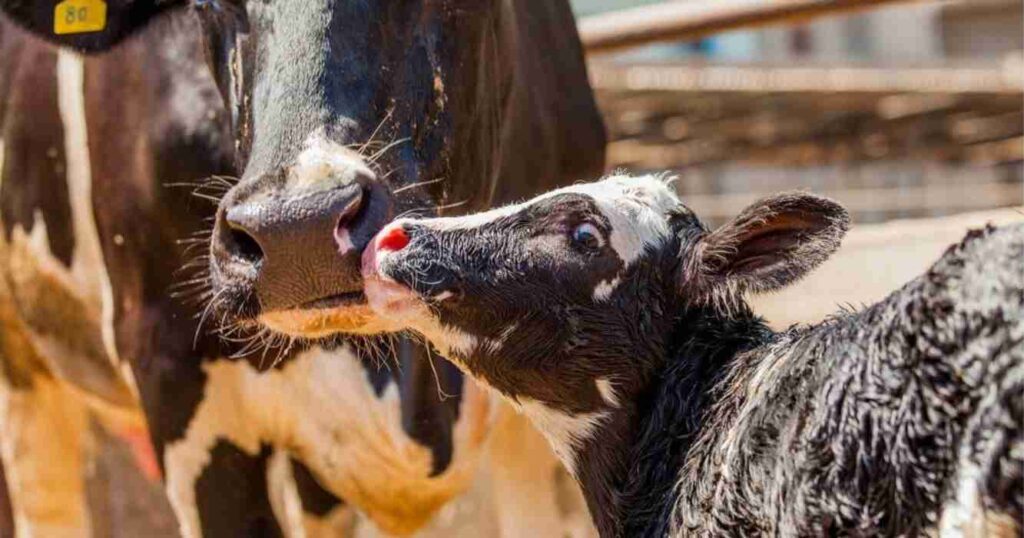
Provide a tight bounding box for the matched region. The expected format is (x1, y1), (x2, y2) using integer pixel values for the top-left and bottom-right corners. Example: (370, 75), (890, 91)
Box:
(571, 223), (604, 251)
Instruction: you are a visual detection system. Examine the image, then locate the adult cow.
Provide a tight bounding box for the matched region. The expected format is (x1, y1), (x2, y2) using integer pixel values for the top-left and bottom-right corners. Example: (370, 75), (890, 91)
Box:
(0, 1), (605, 537)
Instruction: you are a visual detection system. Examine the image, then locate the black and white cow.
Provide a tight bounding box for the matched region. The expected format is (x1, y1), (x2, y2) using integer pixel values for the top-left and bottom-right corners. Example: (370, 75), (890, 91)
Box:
(361, 174), (1024, 537)
(0, 0), (604, 535)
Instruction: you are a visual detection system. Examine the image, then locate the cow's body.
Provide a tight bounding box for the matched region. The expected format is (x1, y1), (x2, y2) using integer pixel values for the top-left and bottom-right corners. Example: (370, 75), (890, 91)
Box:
(0, 1), (605, 535)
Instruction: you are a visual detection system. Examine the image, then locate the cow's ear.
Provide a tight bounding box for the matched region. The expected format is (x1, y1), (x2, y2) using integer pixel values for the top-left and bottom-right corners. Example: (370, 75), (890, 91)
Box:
(684, 192), (849, 302)
(0, 0), (186, 54)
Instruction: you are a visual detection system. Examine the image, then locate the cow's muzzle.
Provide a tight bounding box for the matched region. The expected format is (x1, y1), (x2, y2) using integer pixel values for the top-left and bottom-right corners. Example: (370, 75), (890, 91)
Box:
(210, 151), (393, 335)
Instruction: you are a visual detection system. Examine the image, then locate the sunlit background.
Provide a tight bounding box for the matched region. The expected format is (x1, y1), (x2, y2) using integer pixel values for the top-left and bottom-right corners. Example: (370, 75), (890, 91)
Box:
(576, 0), (1022, 227)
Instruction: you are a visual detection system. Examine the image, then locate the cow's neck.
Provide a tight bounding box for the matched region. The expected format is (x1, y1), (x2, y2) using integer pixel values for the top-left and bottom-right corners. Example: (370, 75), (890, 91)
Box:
(569, 307), (774, 537)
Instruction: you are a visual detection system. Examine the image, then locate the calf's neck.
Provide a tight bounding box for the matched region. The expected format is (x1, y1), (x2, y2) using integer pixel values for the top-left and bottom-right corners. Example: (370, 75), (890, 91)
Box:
(360, 174), (1024, 537)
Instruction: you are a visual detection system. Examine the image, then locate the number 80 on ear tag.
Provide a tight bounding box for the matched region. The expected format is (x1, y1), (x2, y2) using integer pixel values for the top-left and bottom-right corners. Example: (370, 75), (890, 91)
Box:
(54, 0), (107, 35)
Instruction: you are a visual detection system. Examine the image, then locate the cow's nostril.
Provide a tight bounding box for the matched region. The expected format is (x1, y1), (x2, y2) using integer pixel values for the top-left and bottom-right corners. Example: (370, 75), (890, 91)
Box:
(229, 227), (264, 264)
(336, 186), (366, 228)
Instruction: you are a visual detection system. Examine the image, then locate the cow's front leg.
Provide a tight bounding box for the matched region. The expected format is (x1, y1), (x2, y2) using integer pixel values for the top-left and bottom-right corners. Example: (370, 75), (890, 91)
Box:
(288, 458), (354, 537)
(0, 374), (91, 537)
(164, 435), (284, 538)
(195, 440), (283, 537)
(266, 452), (354, 538)
(160, 358), (286, 538)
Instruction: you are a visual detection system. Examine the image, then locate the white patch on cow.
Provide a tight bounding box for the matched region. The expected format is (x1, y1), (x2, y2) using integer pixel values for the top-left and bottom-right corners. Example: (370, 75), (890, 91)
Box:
(509, 398), (607, 479)
(290, 132), (373, 190)
(162, 368), (242, 536)
(593, 277), (621, 301)
(27, 211), (52, 255)
(335, 227), (355, 254)
(57, 51), (104, 309)
(265, 448), (305, 537)
(56, 50), (134, 396)
(164, 345), (493, 537)
(596, 378), (619, 408)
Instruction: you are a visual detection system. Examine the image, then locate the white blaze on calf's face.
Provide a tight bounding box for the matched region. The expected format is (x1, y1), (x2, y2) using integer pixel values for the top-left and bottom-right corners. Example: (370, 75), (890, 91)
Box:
(364, 172), (684, 305)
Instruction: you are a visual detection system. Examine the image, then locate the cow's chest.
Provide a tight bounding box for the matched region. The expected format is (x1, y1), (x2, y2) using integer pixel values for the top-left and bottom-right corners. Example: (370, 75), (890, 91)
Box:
(164, 345), (493, 536)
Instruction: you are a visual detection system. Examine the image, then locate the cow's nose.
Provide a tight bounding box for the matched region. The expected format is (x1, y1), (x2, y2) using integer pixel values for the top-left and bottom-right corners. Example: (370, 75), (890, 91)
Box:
(223, 182), (364, 263)
(213, 166), (392, 312)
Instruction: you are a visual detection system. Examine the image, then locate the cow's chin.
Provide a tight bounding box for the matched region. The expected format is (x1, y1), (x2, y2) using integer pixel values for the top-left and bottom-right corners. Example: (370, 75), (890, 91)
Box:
(259, 305), (395, 338)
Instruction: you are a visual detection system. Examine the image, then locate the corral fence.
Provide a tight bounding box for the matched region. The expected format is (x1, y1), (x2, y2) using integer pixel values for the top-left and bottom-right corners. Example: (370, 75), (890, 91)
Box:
(577, 0), (1023, 227)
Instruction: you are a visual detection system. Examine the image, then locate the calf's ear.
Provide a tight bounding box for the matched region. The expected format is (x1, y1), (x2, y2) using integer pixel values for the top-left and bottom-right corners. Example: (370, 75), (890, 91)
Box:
(686, 192), (849, 301)
(0, 0), (185, 53)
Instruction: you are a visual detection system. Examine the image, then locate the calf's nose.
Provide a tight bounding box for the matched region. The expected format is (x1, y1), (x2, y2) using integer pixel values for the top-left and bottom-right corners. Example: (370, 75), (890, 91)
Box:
(360, 223), (409, 279)
(376, 224), (410, 252)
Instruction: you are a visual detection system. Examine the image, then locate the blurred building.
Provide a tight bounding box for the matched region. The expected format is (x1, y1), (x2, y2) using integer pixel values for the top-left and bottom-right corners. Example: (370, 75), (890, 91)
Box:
(576, 0), (1024, 225)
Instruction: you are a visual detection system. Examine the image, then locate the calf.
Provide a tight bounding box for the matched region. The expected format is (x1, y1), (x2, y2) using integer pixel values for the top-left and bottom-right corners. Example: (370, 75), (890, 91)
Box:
(360, 174), (1024, 537)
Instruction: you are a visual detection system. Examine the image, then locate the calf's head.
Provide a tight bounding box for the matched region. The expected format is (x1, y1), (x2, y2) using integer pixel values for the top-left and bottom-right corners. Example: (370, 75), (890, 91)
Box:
(361, 174), (849, 466)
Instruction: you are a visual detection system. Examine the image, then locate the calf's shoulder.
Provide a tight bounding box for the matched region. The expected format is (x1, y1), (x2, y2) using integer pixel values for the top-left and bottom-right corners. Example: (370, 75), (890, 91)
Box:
(674, 224), (1023, 536)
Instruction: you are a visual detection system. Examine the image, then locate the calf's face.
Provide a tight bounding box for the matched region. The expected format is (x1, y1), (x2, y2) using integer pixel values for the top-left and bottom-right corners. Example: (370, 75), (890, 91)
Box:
(361, 174), (849, 467)
(364, 176), (686, 412)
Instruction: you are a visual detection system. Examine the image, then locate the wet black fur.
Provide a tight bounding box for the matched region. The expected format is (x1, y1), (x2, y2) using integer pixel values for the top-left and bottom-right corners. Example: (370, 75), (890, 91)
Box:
(658, 224), (1022, 537)
(383, 185), (1023, 537)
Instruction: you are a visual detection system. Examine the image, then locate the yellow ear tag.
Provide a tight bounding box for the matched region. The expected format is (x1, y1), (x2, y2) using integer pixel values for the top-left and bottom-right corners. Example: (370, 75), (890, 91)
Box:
(54, 0), (107, 35)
